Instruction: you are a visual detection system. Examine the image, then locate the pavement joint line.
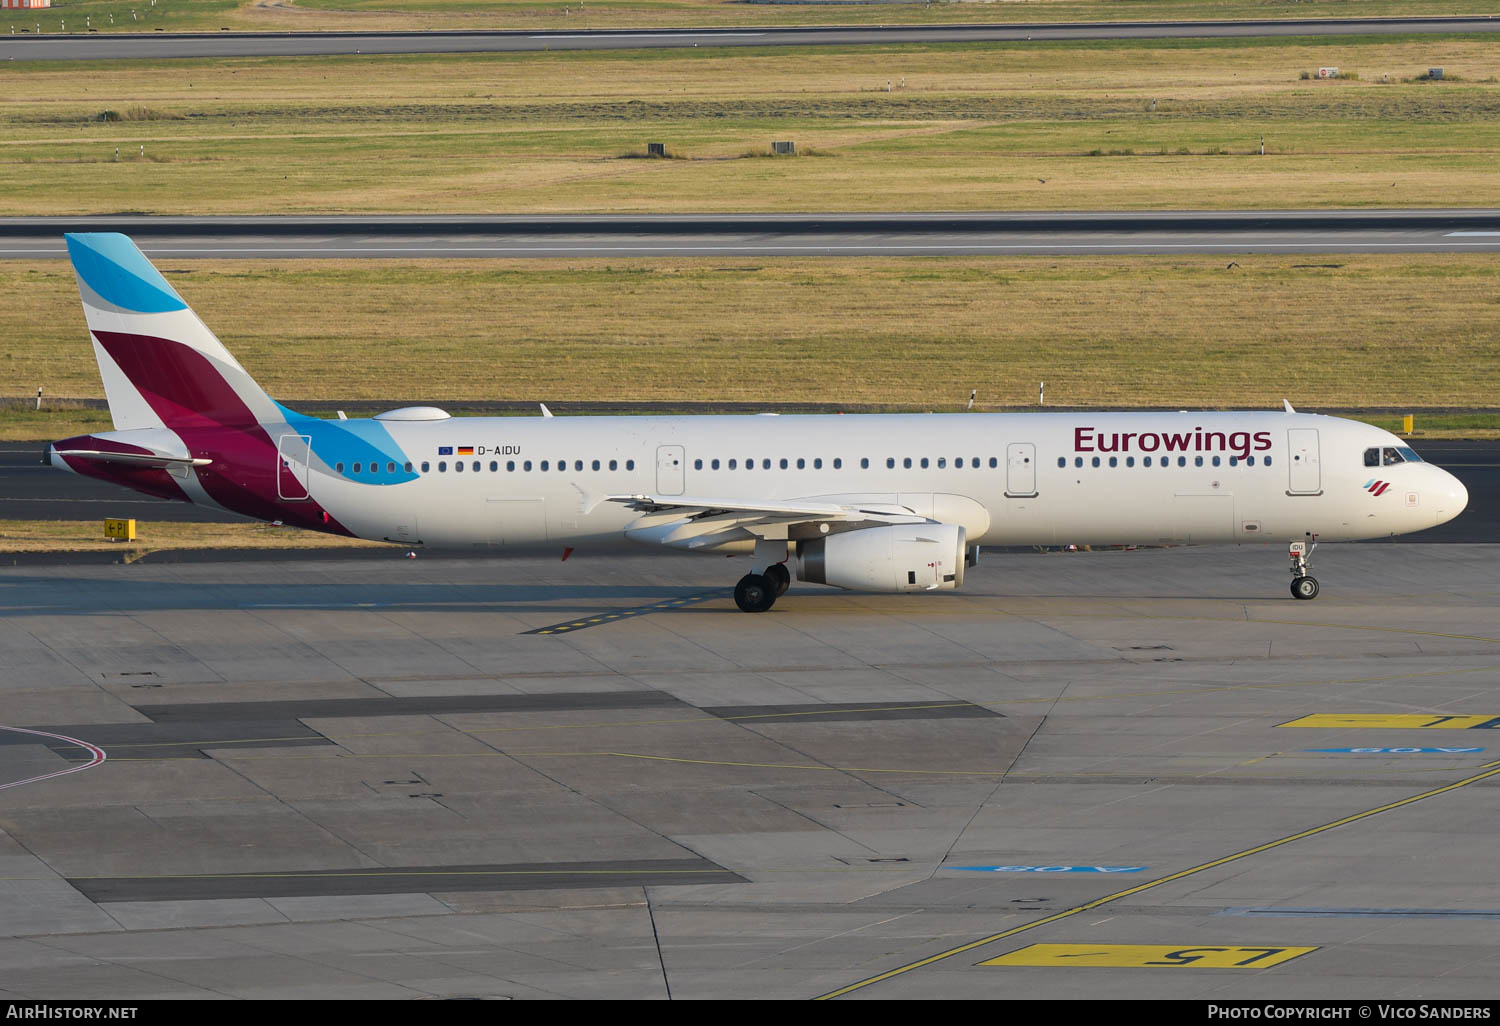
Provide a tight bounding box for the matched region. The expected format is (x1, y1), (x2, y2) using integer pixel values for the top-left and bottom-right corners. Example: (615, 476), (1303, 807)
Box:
(813, 755), (1500, 999)
(43, 666), (1500, 759)
(522, 589), (727, 635)
(61, 702), (981, 756)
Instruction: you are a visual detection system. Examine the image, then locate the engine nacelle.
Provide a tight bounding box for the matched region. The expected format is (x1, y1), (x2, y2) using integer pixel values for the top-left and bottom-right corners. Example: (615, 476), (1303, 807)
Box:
(796, 523), (967, 593)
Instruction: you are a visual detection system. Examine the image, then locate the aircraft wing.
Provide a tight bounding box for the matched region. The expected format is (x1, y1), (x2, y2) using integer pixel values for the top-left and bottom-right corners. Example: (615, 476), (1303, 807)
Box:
(602, 493), (927, 551)
(603, 493), (923, 521)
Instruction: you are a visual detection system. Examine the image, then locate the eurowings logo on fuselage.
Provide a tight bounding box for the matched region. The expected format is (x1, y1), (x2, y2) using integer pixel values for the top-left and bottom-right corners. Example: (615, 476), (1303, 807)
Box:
(1365, 479), (1393, 496)
(1074, 427), (1273, 461)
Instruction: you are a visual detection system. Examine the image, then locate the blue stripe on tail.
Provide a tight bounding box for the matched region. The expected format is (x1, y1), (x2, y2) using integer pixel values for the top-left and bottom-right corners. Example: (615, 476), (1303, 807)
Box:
(66, 233), (187, 314)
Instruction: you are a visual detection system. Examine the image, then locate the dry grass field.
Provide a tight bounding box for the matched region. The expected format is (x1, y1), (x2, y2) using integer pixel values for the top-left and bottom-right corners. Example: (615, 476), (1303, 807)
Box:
(2, 38), (1498, 212)
(6, 255), (1497, 416)
(9, 0), (1499, 35)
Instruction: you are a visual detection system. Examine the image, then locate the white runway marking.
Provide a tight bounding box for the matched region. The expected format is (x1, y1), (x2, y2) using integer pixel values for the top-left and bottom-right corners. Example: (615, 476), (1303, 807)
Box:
(1446, 231), (1500, 236)
(0, 726), (106, 791)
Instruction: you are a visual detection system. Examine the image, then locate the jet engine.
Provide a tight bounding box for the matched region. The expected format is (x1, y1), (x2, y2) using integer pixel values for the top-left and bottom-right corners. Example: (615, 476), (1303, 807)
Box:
(795, 523), (967, 593)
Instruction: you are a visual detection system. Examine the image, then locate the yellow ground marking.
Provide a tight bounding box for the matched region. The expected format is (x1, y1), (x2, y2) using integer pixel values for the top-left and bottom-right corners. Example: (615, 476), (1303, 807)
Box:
(977, 944), (1316, 970)
(813, 755), (1500, 999)
(1279, 714), (1500, 730)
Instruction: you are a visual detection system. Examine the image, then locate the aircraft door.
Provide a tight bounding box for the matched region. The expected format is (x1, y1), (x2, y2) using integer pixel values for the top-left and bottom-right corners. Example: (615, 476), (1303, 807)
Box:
(277, 433), (312, 501)
(657, 445), (685, 496)
(1005, 442), (1038, 497)
(1287, 429), (1322, 495)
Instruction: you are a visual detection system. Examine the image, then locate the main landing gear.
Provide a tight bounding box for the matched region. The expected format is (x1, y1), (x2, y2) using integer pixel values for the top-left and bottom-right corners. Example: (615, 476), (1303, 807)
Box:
(1289, 541), (1319, 601)
(734, 562), (791, 613)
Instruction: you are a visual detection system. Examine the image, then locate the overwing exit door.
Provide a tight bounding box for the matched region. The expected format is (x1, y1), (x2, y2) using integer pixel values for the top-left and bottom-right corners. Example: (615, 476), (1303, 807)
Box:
(657, 445), (685, 495)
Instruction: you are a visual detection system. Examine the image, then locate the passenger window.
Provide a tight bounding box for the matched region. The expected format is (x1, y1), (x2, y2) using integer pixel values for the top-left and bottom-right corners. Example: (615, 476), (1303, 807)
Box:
(937, 457), (947, 469)
(920, 457), (929, 469)
(887, 458), (895, 469)
(404, 462), (413, 473)
(1108, 456), (1117, 468)
(1194, 456), (1203, 467)
(1265, 456), (1273, 466)
(904, 458), (913, 469)
(593, 460), (601, 471)
(474, 462), (482, 472)
(796, 458), (805, 469)
(1229, 456), (1239, 466)
(420, 461), (429, 473)
(540, 461), (548, 471)
(507, 460), (515, 472)
(1365, 447), (1381, 467)
(1212, 455), (1221, 467)
(388, 462), (397, 473)
(989, 457), (998, 468)
(1144, 457), (1152, 467)
(729, 459), (737, 469)
(860, 458), (869, 469)
(762, 459), (771, 470)
(1074, 457), (1083, 468)
(1057, 457), (1066, 468)
(575, 460), (583, 471)
(1091, 457), (1100, 467)
(455, 461), (464, 473)
(626, 459), (635, 470)
(524, 460), (532, 471)
(694, 459), (702, 470)
(1126, 456), (1135, 467)
(780, 458), (789, 470)
(608, 460), (617, 471)
(1177, 457), (1186, 467)
(353, 462), (362, 473)
(712, 458), (720, 470)
(336, 462), (345, 473)
(439, 461), (448, 472)
(1247, 456), (1256, 466)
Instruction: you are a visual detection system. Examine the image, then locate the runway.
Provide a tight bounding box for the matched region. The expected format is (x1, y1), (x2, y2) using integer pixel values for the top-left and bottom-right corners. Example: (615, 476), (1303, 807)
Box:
(3, 543), (1500, 998)
(3, 16), (1499, 62)
(3, 437), (1494, 542)
(4, 211), (1500, 258)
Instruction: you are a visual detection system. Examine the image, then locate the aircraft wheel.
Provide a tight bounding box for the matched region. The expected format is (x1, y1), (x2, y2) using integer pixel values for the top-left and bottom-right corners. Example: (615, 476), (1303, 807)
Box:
(1290, 576), (1320, 601)
(764, 563), (791, 597)
(734, 573), (776, 613)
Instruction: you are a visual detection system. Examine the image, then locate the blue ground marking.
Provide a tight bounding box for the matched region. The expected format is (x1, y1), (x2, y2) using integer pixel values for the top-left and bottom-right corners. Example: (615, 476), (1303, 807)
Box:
(1305, 747), (1485, 754)
(523, 589), (729, 636)
(949, 865), (1148, 874)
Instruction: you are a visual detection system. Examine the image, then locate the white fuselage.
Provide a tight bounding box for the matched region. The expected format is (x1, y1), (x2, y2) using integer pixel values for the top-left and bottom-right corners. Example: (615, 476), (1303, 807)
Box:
(309, 411), (1467, 551)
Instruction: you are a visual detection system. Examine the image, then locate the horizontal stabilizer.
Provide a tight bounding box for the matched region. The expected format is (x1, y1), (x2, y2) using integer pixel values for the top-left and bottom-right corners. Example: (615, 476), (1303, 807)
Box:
(51, 448), (211, 469)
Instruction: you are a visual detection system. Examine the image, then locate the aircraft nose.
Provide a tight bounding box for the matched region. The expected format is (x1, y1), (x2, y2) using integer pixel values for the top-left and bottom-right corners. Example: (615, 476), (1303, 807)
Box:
(1433, 468), (1469, 526)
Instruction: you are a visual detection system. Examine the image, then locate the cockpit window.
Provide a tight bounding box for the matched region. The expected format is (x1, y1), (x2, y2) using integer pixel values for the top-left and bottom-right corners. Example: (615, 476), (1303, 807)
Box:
(1367, 445), (1421, 467)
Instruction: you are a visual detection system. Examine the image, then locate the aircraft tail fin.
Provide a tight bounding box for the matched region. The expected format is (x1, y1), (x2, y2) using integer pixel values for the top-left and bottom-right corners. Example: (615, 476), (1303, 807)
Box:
(66, 233), (278, 432)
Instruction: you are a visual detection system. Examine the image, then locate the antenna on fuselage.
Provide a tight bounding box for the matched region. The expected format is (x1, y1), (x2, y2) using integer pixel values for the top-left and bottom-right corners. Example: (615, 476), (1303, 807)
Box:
(1283, 399), (1296, 413)
(966, 389), (976, 411)
(540, 403), (554, 418)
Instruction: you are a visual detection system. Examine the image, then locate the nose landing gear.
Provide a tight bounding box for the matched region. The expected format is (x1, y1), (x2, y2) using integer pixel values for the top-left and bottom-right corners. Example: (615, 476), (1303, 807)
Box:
(1289, 540), (1319, 600)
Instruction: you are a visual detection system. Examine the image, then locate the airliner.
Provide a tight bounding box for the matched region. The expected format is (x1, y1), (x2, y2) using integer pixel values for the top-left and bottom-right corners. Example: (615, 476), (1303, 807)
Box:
(48, 233), (1469, 612)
